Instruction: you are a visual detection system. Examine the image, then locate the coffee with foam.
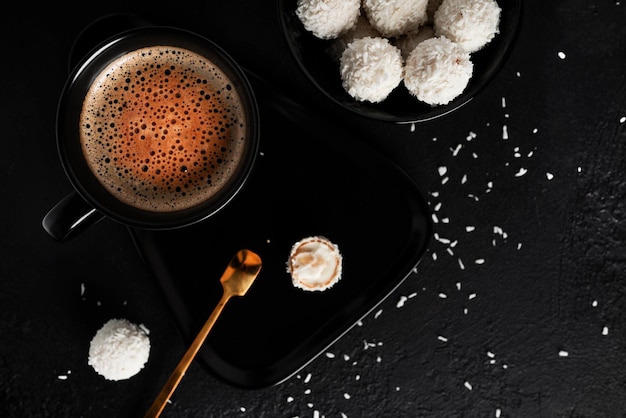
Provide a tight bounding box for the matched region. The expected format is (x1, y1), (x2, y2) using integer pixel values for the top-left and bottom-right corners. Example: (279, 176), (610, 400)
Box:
(80, 45), (247, 212)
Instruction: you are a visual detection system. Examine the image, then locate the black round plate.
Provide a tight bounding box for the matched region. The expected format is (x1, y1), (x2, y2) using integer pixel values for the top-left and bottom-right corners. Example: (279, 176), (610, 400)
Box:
(277, 0), (522, 123)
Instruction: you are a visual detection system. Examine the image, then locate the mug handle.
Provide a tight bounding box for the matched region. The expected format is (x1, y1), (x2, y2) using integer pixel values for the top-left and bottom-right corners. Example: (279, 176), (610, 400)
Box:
(42, 191), (105, 242)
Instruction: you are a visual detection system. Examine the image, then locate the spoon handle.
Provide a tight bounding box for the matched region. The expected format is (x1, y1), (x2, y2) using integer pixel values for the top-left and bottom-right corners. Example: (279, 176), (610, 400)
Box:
(144, 292), (231, 418)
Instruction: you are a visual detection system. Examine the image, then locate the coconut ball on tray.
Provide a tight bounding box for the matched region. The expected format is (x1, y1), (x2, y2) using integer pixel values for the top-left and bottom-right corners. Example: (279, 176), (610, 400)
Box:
(88, 318), (150, 381)
(296, 0), (361, 40)
(434, 0), (501, 53)
(403, 36), (473, 106)
(287, 236), (343, 292)
(340, 36), (403, 103)
(362, 0), (429, 37)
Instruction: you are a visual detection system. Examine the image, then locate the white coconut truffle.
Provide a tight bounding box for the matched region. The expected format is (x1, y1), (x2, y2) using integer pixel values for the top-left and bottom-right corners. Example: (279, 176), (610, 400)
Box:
(287, 236), (343, 291)
(340, 37), (403, 103)
(395, 24), (435, 60)
(434, 0), (501, 53)
(296, 0), (361, 40)
(403, 36), (473, 106)
(88, 318), (150, 381)
(362, 0), (429, 37)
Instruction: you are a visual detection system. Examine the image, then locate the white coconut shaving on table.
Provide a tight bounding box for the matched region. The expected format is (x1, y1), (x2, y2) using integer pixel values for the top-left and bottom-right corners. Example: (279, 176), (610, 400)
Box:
(340, 36), (403, 103)
(434, 0), (501, 53)
(404, 36), (473, 106)
(88, 318), (150, 381)
(362, 0), (429, 37)
(296, 0), (361, 40)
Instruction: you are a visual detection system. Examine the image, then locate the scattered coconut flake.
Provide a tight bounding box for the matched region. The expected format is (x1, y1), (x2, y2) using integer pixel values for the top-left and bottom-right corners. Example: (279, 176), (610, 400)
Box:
(458, 258), (465, 270)
(287, 396), (294, 403)
(325, 352), (336, 359)
(439, 293), (447, 299)
(396, 295), (408, 308)
(374, 309), (383, 319)
(559, 350), (569, 357)
(240, 407), (246, 412)
(438, 335), (448, 342)
(475, 259), (485, 264)
(469, 293), (477, 299)
(501, 97), (506, 108)
(496, 408), (502, 418)
(304, 373), (312, 383)
(58, 375), (68, 380)
(515, 168), (528, 177)
(466, 226), (475, 232)
(620, 116), (625, 123)
(546, 172), (554, 180)
(502, 125), (508, 139)
(438, 166), (447, 176)
(344, 393), (351, 399)
(592, 300), (598, 307)
(602, 326), (609, 335)
(558, 51), (566, 59)
(464, 381), (473, 390)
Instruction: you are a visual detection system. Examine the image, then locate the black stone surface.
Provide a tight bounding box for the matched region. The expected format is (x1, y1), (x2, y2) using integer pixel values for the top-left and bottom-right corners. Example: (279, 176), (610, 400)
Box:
(2, 1), (626, 417)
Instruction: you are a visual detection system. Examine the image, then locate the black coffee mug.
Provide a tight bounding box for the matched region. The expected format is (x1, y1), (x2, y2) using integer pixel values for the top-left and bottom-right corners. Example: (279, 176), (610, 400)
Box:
(43, 16), (260, 242)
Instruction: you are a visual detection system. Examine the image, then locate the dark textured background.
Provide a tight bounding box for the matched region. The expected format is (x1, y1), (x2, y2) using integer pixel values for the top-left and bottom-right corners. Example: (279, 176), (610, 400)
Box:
(2, 1), (626, 417)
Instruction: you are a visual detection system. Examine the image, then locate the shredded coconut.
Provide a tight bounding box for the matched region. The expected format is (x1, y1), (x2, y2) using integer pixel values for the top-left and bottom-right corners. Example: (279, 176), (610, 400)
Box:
(296, 0), (361, 40)
(362, 0), (429, 37)
(404, 36), (473, 105)
(434, 0), (501, 53)
(88, 318), (150, 381)
(340, 37), (403, 103)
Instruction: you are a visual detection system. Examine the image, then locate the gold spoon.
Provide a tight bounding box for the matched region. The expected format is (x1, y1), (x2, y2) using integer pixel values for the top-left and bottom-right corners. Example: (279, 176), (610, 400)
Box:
(144, 249), (262, 418)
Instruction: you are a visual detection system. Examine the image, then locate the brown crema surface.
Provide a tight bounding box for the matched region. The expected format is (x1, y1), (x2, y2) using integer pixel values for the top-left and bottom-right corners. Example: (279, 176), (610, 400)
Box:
(80, 45), (246, 212)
